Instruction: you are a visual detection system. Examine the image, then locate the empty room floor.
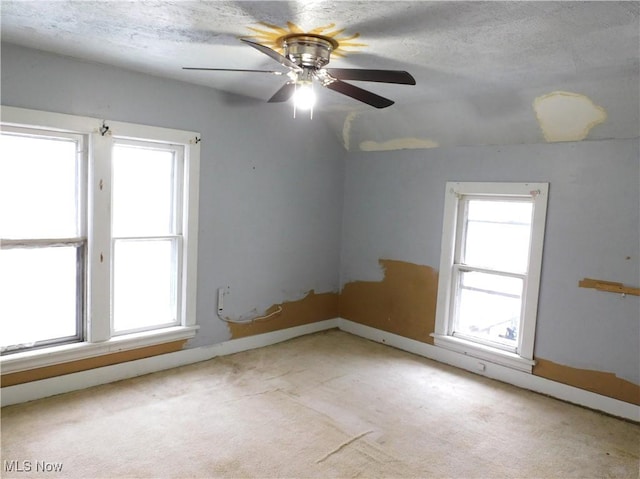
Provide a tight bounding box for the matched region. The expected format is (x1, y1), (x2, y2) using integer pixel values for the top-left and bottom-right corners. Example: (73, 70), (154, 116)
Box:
(2, 329), (638, 478)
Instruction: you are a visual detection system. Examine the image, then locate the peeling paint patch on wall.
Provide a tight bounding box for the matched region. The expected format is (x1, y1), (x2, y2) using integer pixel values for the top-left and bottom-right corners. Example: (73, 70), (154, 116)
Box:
(227, 290), (338, 339)
(534, 358), (639, 405)
(340, 259), (439, 343)
(533, 91), (607, 142)
(359, 137), (439, 152)
(338, 260), (639, 406)
(342, 111), (357, 150)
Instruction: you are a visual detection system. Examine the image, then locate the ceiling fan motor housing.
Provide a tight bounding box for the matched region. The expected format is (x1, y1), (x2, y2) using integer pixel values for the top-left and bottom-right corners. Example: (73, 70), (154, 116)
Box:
(281, 34), (338, 69)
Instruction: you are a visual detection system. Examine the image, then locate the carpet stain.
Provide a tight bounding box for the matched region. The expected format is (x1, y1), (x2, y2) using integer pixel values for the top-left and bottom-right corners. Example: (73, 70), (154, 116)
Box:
(3, 330), (638, 478)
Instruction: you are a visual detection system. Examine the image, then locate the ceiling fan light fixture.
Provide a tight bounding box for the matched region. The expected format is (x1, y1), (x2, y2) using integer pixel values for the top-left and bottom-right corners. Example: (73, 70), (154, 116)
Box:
(293, 81), (316, 111)
(184, 34), (415, 112)
(292, 67), (316, 118)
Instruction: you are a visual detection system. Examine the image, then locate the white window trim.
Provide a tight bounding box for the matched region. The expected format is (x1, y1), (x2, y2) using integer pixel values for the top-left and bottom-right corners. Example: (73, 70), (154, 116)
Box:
(432, 181), (548, 373)
(1, 106), (200, 374)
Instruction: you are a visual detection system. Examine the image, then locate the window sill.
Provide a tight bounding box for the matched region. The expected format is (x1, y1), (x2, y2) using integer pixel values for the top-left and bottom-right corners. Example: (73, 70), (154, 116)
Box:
(431, 334), (535, 373)
(0, 325), (199, 375)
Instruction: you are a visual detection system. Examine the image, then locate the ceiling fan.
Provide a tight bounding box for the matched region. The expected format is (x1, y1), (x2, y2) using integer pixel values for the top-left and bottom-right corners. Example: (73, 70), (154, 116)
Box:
(183, 34), (416, 110)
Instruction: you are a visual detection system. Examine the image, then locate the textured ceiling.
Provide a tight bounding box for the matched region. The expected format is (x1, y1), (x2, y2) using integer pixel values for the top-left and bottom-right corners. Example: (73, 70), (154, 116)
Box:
(1, 1), (639, 150)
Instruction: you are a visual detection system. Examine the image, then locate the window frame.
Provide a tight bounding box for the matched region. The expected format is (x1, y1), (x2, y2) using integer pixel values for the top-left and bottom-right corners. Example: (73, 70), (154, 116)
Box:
(433, 182), (548, 372)
(0, 106), (200, 374)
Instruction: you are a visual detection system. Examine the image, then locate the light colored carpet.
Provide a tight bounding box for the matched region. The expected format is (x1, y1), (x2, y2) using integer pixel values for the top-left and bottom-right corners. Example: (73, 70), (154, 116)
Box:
(1, 329), (638, 478)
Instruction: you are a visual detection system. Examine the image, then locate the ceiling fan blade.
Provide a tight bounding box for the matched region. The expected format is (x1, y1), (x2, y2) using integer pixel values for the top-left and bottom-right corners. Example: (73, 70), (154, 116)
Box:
(325, 68), (416, 85)
(182, 67), (284, 75)
(240, 39), (302, 72)
(323, 80), (395, 109)
(268, 82), (296, 103)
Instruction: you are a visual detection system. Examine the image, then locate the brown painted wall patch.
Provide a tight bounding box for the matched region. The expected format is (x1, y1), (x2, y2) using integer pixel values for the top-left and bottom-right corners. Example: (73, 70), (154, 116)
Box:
(339, 259), (439, 344)
(227, 290), (339, 339)
(534, 358), (640, 406)
(1, 340), (187, 387)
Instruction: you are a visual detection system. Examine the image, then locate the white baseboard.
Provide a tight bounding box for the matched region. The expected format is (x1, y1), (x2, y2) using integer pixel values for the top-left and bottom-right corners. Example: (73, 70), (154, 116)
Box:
(3, 317), (638, 422)
(337, 318), (639, 422)
(1, 319), (339, 407)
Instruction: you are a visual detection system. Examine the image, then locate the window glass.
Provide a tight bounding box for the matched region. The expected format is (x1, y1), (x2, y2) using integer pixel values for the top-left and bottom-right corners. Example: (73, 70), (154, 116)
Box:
(0, 247), (80, 352)
(111, 142), (181, 335)
(462, 199), (532, 273)
(454, 270), (523, 347)
(0, 133), (79, 239)
(112, 144), (176, 237)
(0, 131), (82, 354)
(112, 239), (177, 333)
(453, 198), (532, 350)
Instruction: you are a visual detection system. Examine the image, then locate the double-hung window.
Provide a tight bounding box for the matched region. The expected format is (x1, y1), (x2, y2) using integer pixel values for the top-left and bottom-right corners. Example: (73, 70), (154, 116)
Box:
(1, 107), (200, 373)
(111, 140), (183, 335)
(433, 182), (548, 372)
(1, 128), (86, 352)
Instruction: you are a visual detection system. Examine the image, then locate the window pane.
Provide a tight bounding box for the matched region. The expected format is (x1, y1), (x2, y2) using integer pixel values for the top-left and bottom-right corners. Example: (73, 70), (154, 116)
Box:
(0, 247), (79, 352)
(112, 144), (176, 237)
(454, 270), (523, 348)
(0, 133), (79, 239)
(463, 200), (532, 273)
(113, 239), (177, 333)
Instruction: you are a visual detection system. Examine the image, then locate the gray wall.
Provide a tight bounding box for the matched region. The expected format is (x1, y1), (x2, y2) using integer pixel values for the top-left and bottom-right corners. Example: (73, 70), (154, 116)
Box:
(3, 43), (638, 386)
(340, 140), (640, 384)
(1, 43), (346, 347)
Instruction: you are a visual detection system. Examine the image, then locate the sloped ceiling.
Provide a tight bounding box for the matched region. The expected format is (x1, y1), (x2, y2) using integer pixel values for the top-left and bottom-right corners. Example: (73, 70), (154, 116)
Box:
(1, 1), (638, 151)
